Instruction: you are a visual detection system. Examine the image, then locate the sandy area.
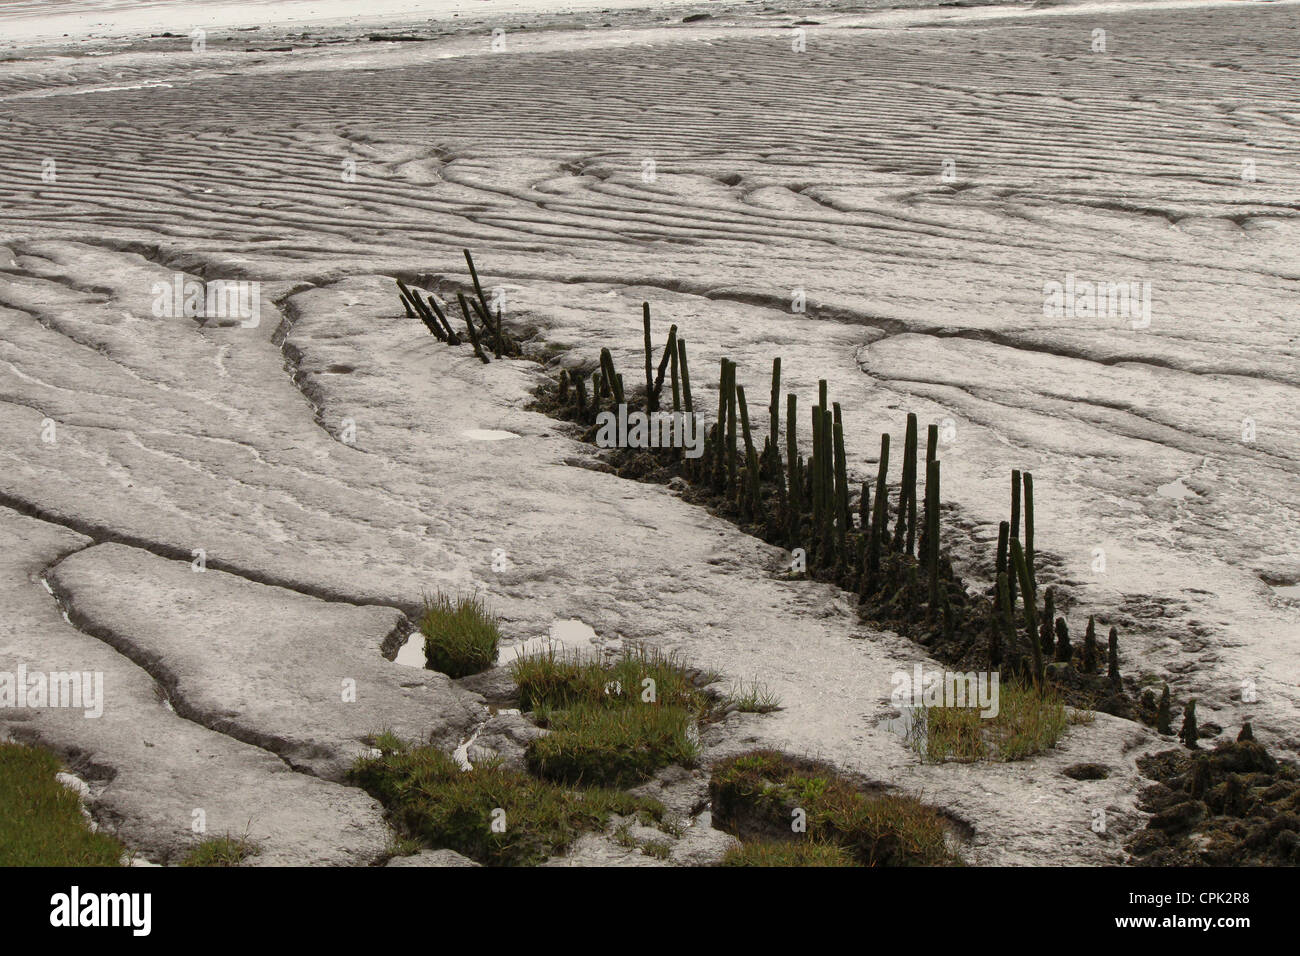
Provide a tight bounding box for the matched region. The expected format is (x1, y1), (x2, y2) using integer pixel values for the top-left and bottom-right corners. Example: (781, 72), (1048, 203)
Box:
(0, 0), (1296, 865)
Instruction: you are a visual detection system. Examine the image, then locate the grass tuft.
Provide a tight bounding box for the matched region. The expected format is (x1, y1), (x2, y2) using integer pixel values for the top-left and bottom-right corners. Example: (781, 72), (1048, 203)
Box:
(0, 742), (124, 866)
(722, 839), (858, 867)
(526, 702), (699, 787)
(710, 750), (960, 866)
(180, 833), (261, 867)
(350, 739), (666, 867)
(510, 644), (716, 713)
(911, 680), (1074, 763)
(419, 592), (501, 678)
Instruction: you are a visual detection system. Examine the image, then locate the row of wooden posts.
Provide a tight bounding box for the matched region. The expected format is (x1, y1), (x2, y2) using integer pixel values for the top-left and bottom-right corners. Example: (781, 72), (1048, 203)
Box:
(395, 254), (1123, 690)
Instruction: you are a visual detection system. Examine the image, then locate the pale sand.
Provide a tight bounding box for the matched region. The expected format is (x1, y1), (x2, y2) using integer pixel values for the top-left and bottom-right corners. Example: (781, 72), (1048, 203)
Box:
(0, 0), (1296, 865)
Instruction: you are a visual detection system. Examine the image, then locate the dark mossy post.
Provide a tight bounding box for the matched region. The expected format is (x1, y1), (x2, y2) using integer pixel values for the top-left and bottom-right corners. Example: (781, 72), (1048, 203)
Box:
(726, 363), (739, 501)
(894, 413), (917, 554)
(925, 458), (941, 619)
(642, 303), (655, 410)
(767, 358), (782, 469)
(1040, 587), (1056, 654)
(864, 433), (890, 593)
(676, 338), (693, 412)
(463, 248), (495, 328)
(996, 570), (1018, 667)
(786, 393), (800, 546)
(429, 294), (461, 344)
(833, 417), (850, 563)
(573, 370), (588, 419)
(919, 423), (938, 563)
(1023, 471), (1036, 599)
(1009, 469), (1022, 606)
(651, 323), (677, 411)
(1107, 625), (1120, 689)
(600, 348), (622, 404)
(1010, 538), (1043, 684)
(669, 330), (681, 413)
(810, 405), (823, 541)
(1082, 616), (1098, 673)
(906, 415), (919, 555)
(995, 520), (1010, 591)
(736, 385), (763, 518)
(1157, 684), (1172, 734)
(1054, 618), (1071, 663)
(713, 358), (729, 491)
(558, 369), (569, 404)
(822, 408), (835, 564)
(456, 292), (490, 364)
(1180, 698), (1200, 750)
(859, 479), (870, 533)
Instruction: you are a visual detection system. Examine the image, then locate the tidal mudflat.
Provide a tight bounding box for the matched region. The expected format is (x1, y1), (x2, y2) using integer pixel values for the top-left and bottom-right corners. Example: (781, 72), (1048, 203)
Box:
(0, 0), (1297, 868)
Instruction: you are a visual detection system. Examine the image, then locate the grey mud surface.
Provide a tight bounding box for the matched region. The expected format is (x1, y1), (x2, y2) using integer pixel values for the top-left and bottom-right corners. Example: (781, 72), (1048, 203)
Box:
(1, 0), (1296, 865)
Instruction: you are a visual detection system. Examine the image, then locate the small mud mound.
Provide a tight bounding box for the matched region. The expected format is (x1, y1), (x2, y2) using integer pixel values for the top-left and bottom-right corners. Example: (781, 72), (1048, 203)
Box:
(1127, 733), (1300, 865)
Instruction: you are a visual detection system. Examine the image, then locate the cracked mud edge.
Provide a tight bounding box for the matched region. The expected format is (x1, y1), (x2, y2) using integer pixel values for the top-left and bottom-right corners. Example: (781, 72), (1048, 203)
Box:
(32, 538), (414, 787)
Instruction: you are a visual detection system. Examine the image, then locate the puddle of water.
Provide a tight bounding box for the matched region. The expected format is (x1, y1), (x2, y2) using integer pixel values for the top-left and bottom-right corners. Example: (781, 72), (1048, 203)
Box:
(879, 707), (927, 751)
(461, 429), (517, 441)
(497, 618), (598, 665)
(393, 631), (426, 668)
(1156, 477), (1195, 500)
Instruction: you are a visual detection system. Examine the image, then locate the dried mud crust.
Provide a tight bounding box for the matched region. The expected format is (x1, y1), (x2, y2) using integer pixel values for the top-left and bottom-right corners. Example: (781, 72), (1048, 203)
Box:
(1127, 737), (1300, 865)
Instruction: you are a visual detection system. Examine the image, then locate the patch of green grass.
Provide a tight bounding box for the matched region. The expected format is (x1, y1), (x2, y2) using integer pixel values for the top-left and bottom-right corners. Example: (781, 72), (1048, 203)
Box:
(419, 592), (500, 678)
(710, 750), (960, 866)
(722, 840), (858, 867)
(349, 738), (666, 867)
(510, 644), (716, 714)
(724, 681), (782, 714)
(526, 702), (699, 787)
(0, 742), (124, 866)
(912, 680), (1073, 763)
(180, 833), (261, 867)
(639, 839), (673, 860)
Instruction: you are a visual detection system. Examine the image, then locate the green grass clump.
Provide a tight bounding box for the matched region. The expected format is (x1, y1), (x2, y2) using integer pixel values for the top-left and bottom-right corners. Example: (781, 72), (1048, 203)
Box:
(180, 834), (261, 867)
(419, 592), (500, 678)
(510, 644), (715, 713)
(710, 750), (960, 866)
(724, 681), (782, 713)
(526, 702), (699, 787)
(0, 742), (124, 866)
(349, 737), (666, 867)
(722, 840), (858, 867)
(911, 680), (1074, 763)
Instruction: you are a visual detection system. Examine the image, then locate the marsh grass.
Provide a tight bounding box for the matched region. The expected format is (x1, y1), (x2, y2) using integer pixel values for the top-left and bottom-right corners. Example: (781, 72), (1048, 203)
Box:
(510, 644), (715, 713)
(419, 592), (500, 678)
(526, 702), (699, 787)
(0, 742), (124, 866)
(710, 750), (960, 866)
(181, 833), (261, 867)
(350, 738), (666, 867)
(724, 681), (783, 714)
(722, 840), (858, 867)
(510, 645), (722, 786)
(912, 680), (1074, 763)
